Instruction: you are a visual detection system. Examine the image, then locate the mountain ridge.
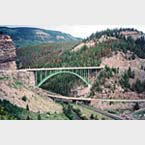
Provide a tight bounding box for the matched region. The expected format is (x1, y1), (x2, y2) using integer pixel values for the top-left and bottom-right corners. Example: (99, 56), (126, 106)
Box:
(0, 26), (82, 48)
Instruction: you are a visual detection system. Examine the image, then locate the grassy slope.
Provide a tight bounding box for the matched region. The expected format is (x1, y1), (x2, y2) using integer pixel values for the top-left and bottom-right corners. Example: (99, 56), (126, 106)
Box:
(0, 99), (109, 120)
(0, 100), (68, 120)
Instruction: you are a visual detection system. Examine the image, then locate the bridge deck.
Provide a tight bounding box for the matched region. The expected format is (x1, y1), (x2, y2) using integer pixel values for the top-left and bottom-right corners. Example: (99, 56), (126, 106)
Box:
(0, 67), (103, 72)
(24, 66), (103, 71)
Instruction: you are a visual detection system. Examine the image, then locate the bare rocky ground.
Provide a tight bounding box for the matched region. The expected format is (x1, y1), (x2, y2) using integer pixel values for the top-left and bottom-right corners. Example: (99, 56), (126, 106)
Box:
(99, 51), (145, 99)
(0, 71), (63, 113)
(101, 51), (145, 72)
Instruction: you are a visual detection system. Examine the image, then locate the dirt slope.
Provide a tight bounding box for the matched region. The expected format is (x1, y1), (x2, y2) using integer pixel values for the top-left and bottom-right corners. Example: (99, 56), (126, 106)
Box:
(0, 72), (63, 113)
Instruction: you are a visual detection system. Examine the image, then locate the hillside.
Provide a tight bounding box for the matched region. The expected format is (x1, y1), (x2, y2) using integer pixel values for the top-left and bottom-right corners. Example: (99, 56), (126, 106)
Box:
(18, 28), (145, 69)
(0, 34), (65, 119)
(16, 42), (77, 68)
(71, 28), (145, 100)
(0, 72), (63, 114)
(0, 33), (106, 120)
(21, 28), (145, 101)
(0, 27), (81, 48)
(1, 28), (145, 120)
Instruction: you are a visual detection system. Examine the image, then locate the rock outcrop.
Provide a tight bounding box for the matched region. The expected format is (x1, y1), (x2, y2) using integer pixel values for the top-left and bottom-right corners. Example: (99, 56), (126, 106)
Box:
(0, 34), (17, 70)
(0, 71), (35, 87)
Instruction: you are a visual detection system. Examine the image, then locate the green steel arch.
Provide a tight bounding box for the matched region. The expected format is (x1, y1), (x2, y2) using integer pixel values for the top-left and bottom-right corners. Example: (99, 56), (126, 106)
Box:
(37, 71), (90, 87)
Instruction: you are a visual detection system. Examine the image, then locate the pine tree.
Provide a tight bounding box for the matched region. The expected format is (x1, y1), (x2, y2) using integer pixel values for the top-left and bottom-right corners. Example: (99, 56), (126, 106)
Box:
(133, 103), (140, 111)
(38, 114), (41, 120)
(26, 104), (29, 111)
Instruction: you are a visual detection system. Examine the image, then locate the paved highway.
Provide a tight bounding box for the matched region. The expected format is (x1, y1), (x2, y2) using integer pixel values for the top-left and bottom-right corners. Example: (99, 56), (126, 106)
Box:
(23, 66), (103, 71)
(47, 92), (145, 103)
(80, 104), (124, 120)
(0, 67), (103, 72)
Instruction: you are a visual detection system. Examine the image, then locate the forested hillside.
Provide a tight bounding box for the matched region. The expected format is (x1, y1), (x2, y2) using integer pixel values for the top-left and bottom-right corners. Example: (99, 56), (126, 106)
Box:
(17, 28), (145, 68)
(1, 27), (145, 120)
(16, 42), (77, 68)
(16, 28), (145, 98)
(0, 27), (81, 48)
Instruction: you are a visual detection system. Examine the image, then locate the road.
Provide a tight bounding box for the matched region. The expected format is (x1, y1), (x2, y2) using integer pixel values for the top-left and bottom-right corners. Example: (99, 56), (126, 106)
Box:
(45, 92), (140, 120)
(47, 92), (145, 103)
(0, 67), (103, 72)
(23, 66), (103, 71)
(80, 104), (124, 120)
(38, 89), (145, 103)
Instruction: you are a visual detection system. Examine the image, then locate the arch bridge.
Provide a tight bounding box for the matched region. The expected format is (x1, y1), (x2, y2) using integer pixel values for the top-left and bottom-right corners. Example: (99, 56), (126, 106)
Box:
(25, 67), (103, 88)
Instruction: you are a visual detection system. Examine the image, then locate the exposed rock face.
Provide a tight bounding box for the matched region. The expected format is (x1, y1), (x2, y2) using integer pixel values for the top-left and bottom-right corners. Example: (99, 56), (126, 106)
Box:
(0, 34), (17, 70)
(16, 71), (35, 87)
(72, 35), (117, 52)
(120, 31), (142, 40)
(0, 71), (35, 87)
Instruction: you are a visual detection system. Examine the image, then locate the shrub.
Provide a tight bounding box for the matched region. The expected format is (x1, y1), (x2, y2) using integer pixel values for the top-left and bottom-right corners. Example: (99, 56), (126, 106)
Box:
(0, 76), (9, 80)
(90, 114), (95, 119)
(10, 80), (23, 89)
(26, 104), (29, 111)
(22, 96), (27, 102)
(38, 114), (41, 120)
(72, 107), (88, 120)
(127, 67), (135, 79)
(141, 65), (144, 70)
(94, 115), (98, 120)
(26, 115), (31, 120)
(119, 68), (136, 90)
(80, 115), (88, 120)
(119, 72), (130, 90)
(63, 104), (74, 120)
(131, 53), (136, 60)
(132, 79), (145, 93)
(90, 114), (98, 120)
(104, 66), (113, 78)
(112, 68), (118, 74)
(94, 80), (102, 92)
(133, 103), (140, 111)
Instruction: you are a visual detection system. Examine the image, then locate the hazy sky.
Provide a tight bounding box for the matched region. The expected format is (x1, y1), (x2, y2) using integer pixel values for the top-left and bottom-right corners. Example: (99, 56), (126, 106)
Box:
(46, 25), (145, 38)
(5, 25), (145, 38)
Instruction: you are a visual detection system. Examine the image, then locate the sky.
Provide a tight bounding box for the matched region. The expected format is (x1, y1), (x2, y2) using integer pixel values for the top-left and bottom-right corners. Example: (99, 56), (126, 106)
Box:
(46, 25), (145, 38)
(1, 0), (145, 39)
(4, 25), (145, 39)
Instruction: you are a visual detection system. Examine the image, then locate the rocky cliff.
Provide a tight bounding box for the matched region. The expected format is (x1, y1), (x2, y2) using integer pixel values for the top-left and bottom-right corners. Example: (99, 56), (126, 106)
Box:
(0, 34), (17, 70)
